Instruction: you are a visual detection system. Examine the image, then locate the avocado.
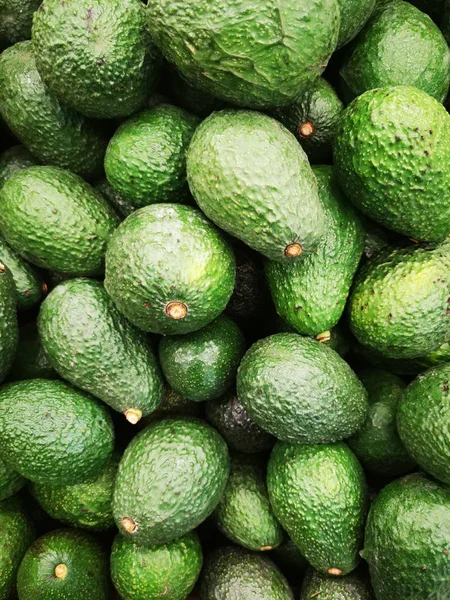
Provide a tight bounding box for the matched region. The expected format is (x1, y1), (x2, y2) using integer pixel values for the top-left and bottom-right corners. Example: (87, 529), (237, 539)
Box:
(110, 531), (202, 600)
(163, 68), (228, 118)
(0, 0), (41, 47)
(0, 379), (114, 485)
(237, 333), (368, 443)
(0, 497), (35, 600)
(95, 179), (136, 219)
(32, 0), (161, 119)
(187, 110), (325, 262)
(334, 86), (450, 242)
(0, 166), (119, 276)
(0, 264), (18, 384)
(300, 566), (375, 599)
(7, 322), (57, 381)
(214, 455), (283, 552)
(347, 369), (416, 478)
(104, 204), (235, 335)
(113, 417), (229, 546)
(348, 242), (450, 359)
(205, 392), (275, 454)
(267, 442), (367, 575)
(38, 278), (164, 423)
(200, 546), (294, 600)
(0, 41), (106, 178)
(340, 2), (450, 103)
(105, 105), (199, 206)
(337, 0), (376, 47)
(0, 146), (38, 189)
(361, 473), (450, 599)
(159, 315), (245, 403)
(265, 166), (364, 337)
(0, 458), (25, 501)
(270, 78), (344, 164)
(17, 528), (110, 600)
(143, 386), (203, 423)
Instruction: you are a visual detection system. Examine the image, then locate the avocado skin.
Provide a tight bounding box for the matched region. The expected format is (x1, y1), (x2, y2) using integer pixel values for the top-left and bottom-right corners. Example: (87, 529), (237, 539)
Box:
(200, 546), (294, 600)
(300, 567), (375, 599)
(95, 179), (136, 219)
(267, 442), (367, 575)
(348, 242), (450, 359)
(0, 166), (119, 276)
(334, 86), (450, 242)
(0, 235), (44, 310)
(113, 417), (230, 546)
(17, 528), (110, 600)
(0, 458), (25, 502)
(0, 145), (38, 189)
(38, 278), (164, 418)
(205, 392), (275, 454)
(0, 497), (35, 600)
(0, 379), (114, 485)
(237, 333), (368, 444)
(0, 265), (18, 384)
(0, 41), (106, 178)
(105, 204), (235, 335)
(341, 2), (450, 103)
(0, 0), (41, 46)
(7, 322), (57, 381)
(337, 0), (376, 47)
(159, 315), (245, 402)
(362, 473), (450, 600)
(105, 105), (199, 206)
(111, 531), (202, 600)
(348, 369), (415, 478)
(187, 110), (325, 262)
(265, 166), (364, 336)
(32, 0), (161, 119)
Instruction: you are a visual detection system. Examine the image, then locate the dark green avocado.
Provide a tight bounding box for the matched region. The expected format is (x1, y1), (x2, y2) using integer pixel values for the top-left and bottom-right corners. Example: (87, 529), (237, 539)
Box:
(7, 322), (57, 381)
(0, 0), (41, 47)
(300, 566), (375, 599)
(0, 458), (25, 502)
(163, 67), (228, 118)
(0, 145), (38, 189)
(0, 263), (18, 384)
(142, 386), (203, 423)
(95, 178), (136, 219)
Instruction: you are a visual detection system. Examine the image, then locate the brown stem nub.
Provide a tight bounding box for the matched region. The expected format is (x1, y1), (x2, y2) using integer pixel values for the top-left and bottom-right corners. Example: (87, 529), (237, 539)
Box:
(121, 517), (137, 533)
(327, 567), (343, 576)
(0, 263), (5, 273)
(299, 121), (315, 139)
(54, 564), (68, 579)
(42, 282), (48, 294)
(316, 331), (331, 343)
(260, 546), (273, 551)
(125, 408), (142, 425)
(165, 301), (188, 320)
(284, 243), (303, 258)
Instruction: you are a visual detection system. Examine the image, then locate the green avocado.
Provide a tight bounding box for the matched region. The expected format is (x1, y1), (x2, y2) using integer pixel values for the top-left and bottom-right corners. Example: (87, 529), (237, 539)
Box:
(334, 86), (450, 242)
(361, 473), (450, 599)
(95, 179), (136, 219)
(267, 442), (367, 576)
(7, 322), (57, 381)
(0, 379), (114, 485)
(104, 204), (235, 335)
(0, 41), (106, 178)
(0, 145), (38, 189)
(300, 567), (375, 599)
(337, 0), (376, 47)
(0, 458), (25, 502)
(0, 166), (119, 276)
(0, 264), (18, 384)
(113, 417), (229, 546)
(110, 531), (203, 600)
(0, 0), (41, 47)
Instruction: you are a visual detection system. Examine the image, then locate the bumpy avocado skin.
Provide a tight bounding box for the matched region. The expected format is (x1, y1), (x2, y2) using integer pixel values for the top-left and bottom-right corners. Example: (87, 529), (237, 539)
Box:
(7, 322), (57, 381)
(340, 2), (450, 102)
(0, 265), (18, 384)
(0, 379), (114, 485)
(236, 333), (368, 444)
(337, 0), (376, 47)
(200, 546), (294, 600)
(32, 0), (161, 119)
(17, 529), (110, 600)
(265, 166), (364, 336)
(0, 235), (44, 310)
(362, 473), (450, 600)
(348, 242), (450, 359)
(0, 0), (41, 46)
(105, 105), (199, 206)
(334, 86), (450, 241)
(104, 204), (235, 335)
(0, 41), (106, 177)
(0, 458), (25, 501)
(0, 166), (119, 275)
(300, 566), (375, 599)
(0, 145), (38, 189)
(38, 278), (164, 419)
(111, 531), (203, 600)
(113, 417), (230, 546)
(267, 442), (367, 575)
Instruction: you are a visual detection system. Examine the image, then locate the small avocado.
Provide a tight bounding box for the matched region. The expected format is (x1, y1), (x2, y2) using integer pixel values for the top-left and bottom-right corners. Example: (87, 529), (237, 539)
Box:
(7, 322), (57, 381)
(0, 0), (41, 47)
(0, 264), (18, 384)
(337, 0), (376, 47)
(0, 145), (38, 189)
(300, 566), (375, 599)
(0, 458), (25, 502)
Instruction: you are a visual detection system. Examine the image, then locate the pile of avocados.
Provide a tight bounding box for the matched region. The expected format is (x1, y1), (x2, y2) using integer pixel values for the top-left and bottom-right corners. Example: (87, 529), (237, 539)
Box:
(1, 0), (450, 598)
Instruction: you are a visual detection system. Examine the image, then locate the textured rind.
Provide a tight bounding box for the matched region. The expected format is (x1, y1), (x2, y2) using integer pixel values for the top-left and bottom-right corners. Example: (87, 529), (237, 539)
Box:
(0, 41), (106, 177)
(187, 110), (325, 262)
(113, 417), (230, 545)
(0, 266), (18, 384)
(214, 456), (283, 551)
(105, 105), (199, 206)
(300, 567), (375, 599)
(38, 278), (164, 417)
(334, 86), (450, 241)
(159, 315), (245, 402)
(0, 235), (44, 310)
(200, 546), (294, 600)
(0, 166), (120, 275)
(7, 322), (57, 381)
(236, 333), (368, 443)
(0, 379), (114, 485)
(146, 0), (339, 108)
(362, 473), (450, 600)
(348, 369), (415, 477)
(0, 145), (39, 189)
(348, 242), (450, 359)
(267, 442), (367, 575)
(397, 363), (450, 484)
(0, 457), (25, 501)
(265, 166), (364, 336)
(32, 0), (161, 118)
(104, 204), (235, 335)
(337, 0), (376, 47)
(111, 531), (203, 600)
(0, 0), (41, 45)
(17, 529), (110, 600)
(340, 2), (450, 102)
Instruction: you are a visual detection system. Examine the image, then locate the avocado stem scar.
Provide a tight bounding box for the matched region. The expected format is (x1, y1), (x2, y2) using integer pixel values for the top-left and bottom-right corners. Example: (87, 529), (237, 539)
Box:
(165, 301), (188, 320)
(284, 243), (303, 258)
(121, 517), (137, 533)
(0, 263), (5, 273)
(54, 563), (68, 579)
(327, 567), (343, 576)
(316, 331), (331, 343)
(299, 121), (315, 138)
(260, 545), (273, 551)
(125, 408), (142, 425)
